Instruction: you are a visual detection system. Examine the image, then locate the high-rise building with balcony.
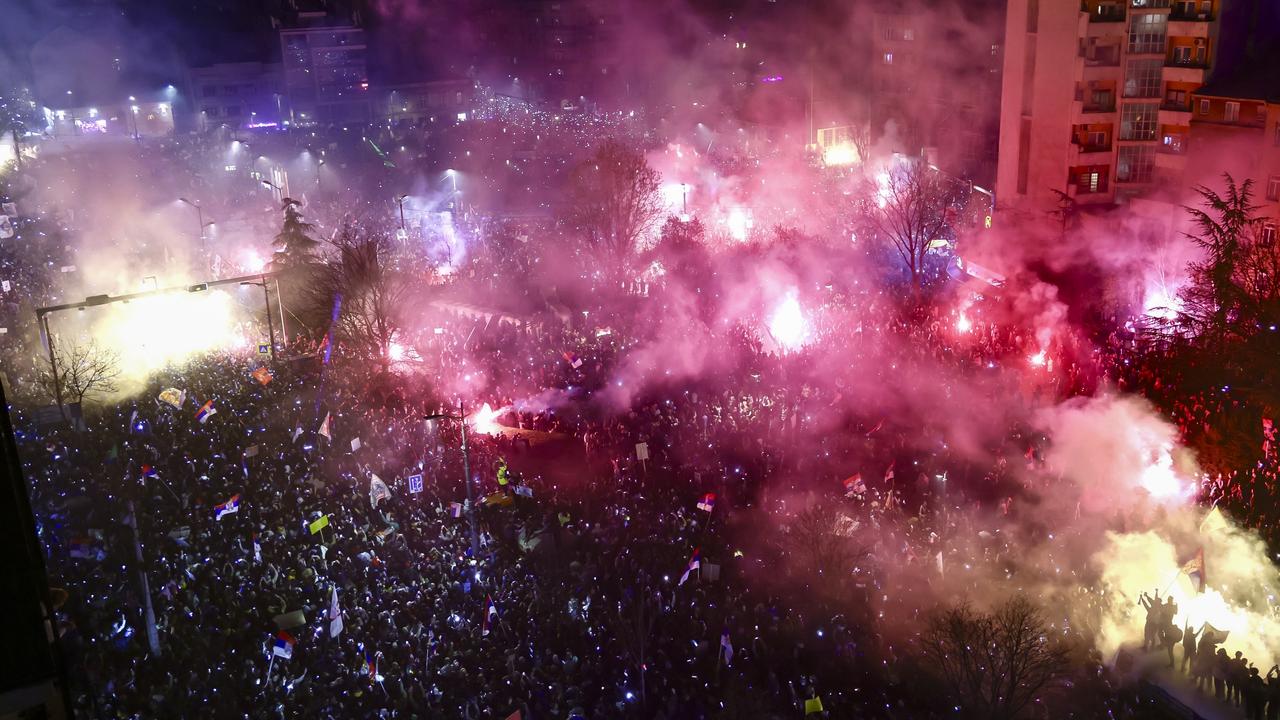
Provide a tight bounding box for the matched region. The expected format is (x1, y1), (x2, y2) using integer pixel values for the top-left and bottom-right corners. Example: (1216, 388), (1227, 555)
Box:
(280, 11), (369, 125)
(996, 0), (1224, 216)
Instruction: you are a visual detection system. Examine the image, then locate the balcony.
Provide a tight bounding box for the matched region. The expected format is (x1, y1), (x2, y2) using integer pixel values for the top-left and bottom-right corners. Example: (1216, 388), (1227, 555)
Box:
(1083, 100), (1118, 113)
(1084, 51), (1122, 66)
(1074, 142), (1114, 156)
(1169, 6), (1213, 20)
(1090, 5), (1126, 22)
(1166, 55), (1209, 69)
(1163, 64), (1207, 83)
(1130, 0), (1171, 7)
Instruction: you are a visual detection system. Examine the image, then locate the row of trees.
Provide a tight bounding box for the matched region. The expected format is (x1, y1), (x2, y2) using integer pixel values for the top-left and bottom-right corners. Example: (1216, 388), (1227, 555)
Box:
(562, 138), (970, 290)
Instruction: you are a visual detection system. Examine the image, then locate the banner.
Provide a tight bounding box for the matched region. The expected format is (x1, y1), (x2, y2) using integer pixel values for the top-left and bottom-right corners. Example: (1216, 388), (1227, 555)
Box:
(308, 515), (330, 535)
(158, 388), (186, 409)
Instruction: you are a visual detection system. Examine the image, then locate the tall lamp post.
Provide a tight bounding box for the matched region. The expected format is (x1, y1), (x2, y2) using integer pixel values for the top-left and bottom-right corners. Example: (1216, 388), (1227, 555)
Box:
(239, 278), (277, 354)
(395, 194), (409, 235)
(178, 197), (215, 263)
(424, 401), (480, 560)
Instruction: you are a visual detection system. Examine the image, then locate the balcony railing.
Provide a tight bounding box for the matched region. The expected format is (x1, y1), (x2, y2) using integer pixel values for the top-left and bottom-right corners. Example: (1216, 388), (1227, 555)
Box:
(1084, 52), (1122, 66)
(1165, 56), (1209, 69)
(1169, 7), (1214, 20)
(1090, 6), (1126, 21)
(1083, 101), (1118, 113)
(1075, 142), (1114, 153)
(1130, 0), (1171, 7)
(1160, 100), (1191, 112)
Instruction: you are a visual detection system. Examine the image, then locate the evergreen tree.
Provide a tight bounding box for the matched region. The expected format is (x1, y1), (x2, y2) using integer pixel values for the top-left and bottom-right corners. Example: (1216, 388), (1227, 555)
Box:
(270, 199), (320, 269)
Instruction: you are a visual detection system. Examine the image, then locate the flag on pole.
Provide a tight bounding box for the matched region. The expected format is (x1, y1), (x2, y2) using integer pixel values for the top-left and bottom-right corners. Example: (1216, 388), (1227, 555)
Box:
(696, 493), (716, 513)
(369, 474), (392, 508)
(1201, 622), (1230, 645)
(884, 463), (895, 483)
(363, 651), (377, 683)
(351, 437), (362, 452)
(195, 400), (217, 423)
(141, 465), (158, 480)
(720, 626), (733, 666)
(252, 533), (262, 563)
(292, 425), (303, 443)
(562, 350), (584, 369)
(328, 586), (344, 637)
(678, 548), (702, 586)
(214, 494), (241, 520)
(1182, 548), (1205, 592)
(481, 595), (499, 636)
(317, 412), (331, 440)
(449, 502), (464, 518)
(272, 631), (295, 659)
(843, 473), (866, 496)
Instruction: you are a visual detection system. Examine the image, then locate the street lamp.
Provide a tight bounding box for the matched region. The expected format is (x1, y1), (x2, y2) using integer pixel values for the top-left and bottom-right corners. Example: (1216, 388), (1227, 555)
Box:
(395, 194), (409, 233)
(178, 197), (215, 261)
(239, 278), (278, 355)
(424, 401), (480, 560)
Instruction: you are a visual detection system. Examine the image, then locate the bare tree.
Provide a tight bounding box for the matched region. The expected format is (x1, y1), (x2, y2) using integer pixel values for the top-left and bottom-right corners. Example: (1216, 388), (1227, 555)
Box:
(784, 504), (869, 582)
(919, 596), (1070, 720)
(565, 139), (663, 271)
(39, 339), (121, 405)
(319, 223), (410, 368)
(861, 158), (963, 289)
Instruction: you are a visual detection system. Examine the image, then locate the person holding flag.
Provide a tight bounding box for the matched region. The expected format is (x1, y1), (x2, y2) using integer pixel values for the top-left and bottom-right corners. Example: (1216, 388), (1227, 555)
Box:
(678, 548), (701, 586)
(213, 494), (240, 521)
(328, 585), (343, 637)
(481, 595), (499, 636)
(696, 493), (716, 513)
(195, 399), (217, 424)
(1182, 548), (1206, 593)
(317, 412), (332, 441)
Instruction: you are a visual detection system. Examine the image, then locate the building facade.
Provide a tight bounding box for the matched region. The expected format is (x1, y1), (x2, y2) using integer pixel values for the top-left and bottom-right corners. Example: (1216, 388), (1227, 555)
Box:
(997, 0), (1223, 215)
(189, 63), (286, 131)
(280, 12), (370, 125)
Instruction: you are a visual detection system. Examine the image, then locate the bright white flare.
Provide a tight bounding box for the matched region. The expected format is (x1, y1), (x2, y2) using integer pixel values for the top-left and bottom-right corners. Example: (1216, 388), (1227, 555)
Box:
(769, 292), (810, 352)
(822, 143), (860, 167)
(96, 290), (245, 379)
(1029, 350), (1047, 367)
(388, 341), (406, 362)
(726, 207), (753, 242)
(956, 314), (972, 333)
(469, 403), (504, 435)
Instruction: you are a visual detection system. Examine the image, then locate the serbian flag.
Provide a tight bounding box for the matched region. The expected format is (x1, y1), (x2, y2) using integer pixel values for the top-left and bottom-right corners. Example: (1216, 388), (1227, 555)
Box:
(843, 473), (866, 496)
(272, 631), (295, 659)
(562, 350), (584, 369)
(720, 626), (734, 666)
(884, 463), (895, 483)
(678, 548), (701, 586)
(1201, 622), (1230, 645)
(363, 651), (377, 683)
(214, 494), (241, 520)
(696, 493), (716, 512)
(481, 595), (499, 636)
(449, 501), (464, 518)
(141, 465), (158, 480)
(1182, 548), (1205, 592)
(195, 400), (217, 424)
(317, 412), (331, 441)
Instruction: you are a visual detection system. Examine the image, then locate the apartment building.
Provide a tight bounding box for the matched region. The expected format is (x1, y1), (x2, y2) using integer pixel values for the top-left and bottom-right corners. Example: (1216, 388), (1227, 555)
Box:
(997, 0), (1224, 215)
(280, 11), (370, 125)
(189, 63), (286, 131)
(1188, 68), (1280, 237)
(868, 0), (1006, 186)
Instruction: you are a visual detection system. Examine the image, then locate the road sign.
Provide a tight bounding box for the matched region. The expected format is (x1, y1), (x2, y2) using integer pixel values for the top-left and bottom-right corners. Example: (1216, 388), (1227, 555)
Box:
(258, 343), (270, 355)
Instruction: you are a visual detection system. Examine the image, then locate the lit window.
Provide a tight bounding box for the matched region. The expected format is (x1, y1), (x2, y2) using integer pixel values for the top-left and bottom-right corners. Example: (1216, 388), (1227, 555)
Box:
(1262, 223), (1277, 246)
(1225, 102), (1240, 122)
(883, 52), (894, 65)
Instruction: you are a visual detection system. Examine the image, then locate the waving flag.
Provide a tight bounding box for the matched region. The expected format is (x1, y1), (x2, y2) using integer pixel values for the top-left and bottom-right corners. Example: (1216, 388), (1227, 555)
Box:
(1182, 548), (1205, 592)
(696, 493), (716, 513)
(449, 502), (464, 518)
(843, 474), (866, 496)
(720, 626), (734, 666)
(562, 350), (584, 369)
(328, 585), (344, 637)
(195, 400), (217, 424)
(272, 631), (295, 659)
(369, 473), (391, 508)
(1200, 622), (1230, 645)
(678, 548), (702, 586)
(363, 651), (377, 683)
(481, 595), (499, 636)
(317, 412), (331, 440)
(214, 494), (241, 520)
(251, 367), (273, 385)
(252, 533), (262, 563)
(141, 465), (158, 480)
(158, 388), (185, 409)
